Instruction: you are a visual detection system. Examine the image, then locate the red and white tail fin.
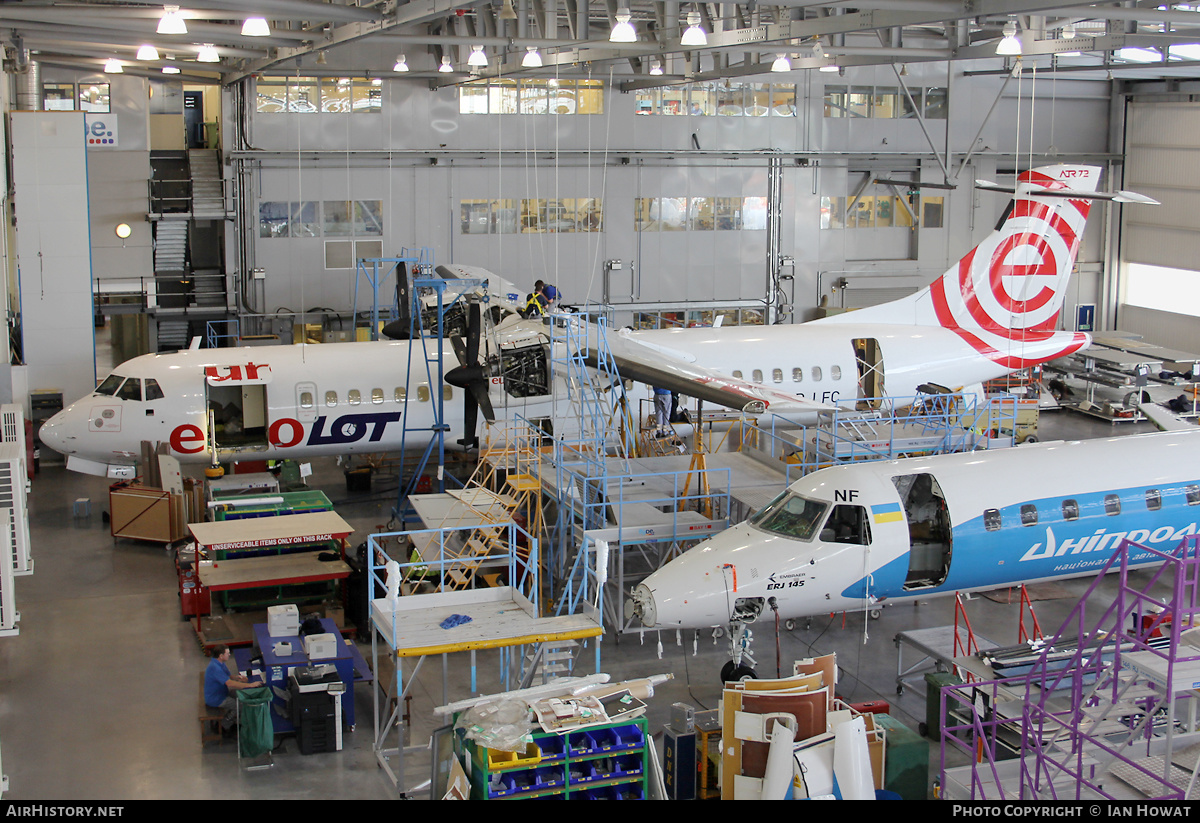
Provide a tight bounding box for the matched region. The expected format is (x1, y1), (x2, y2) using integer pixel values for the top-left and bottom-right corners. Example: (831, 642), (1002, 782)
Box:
(817, 164), (1099, 368)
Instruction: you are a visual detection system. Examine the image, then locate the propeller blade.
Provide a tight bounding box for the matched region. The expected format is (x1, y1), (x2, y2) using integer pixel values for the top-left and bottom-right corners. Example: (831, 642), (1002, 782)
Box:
(449, 334), (468, 367)
(473, 383), (496, 423)
(455, 299), (486, 448)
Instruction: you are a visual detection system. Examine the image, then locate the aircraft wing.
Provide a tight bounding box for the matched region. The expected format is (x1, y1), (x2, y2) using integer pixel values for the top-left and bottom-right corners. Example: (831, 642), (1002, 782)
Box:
(588, 327), (837, 419)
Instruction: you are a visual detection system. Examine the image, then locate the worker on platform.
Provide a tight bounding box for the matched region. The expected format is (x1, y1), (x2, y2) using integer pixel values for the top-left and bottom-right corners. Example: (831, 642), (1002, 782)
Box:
(204, 644), (264, 735)
(653, 386), (673, 437)
(524, 284), (558, 317)
(525, 279), (545, 307)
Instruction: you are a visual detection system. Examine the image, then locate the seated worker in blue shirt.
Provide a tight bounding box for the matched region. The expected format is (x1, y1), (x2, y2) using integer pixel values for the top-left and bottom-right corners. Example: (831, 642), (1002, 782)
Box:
(205, 644), (263, 733)
(524, 284), (558, 317)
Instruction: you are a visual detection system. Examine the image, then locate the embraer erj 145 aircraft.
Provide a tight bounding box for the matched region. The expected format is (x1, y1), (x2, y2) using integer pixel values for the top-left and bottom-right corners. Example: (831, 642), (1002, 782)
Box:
(40, 164), (1151, 478)
(629, 430), (1200, 680)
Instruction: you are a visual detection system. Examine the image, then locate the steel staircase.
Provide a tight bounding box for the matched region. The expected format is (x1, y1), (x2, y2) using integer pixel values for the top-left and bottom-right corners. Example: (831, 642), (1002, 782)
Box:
(186, 149), (227, 219)
(153, 222), (187, 272)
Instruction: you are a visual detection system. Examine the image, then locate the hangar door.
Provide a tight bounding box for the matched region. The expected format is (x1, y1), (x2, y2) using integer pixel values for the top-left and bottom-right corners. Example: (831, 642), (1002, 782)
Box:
(1123, 102), (1200, 272)
(1120, 102), (1200, 351)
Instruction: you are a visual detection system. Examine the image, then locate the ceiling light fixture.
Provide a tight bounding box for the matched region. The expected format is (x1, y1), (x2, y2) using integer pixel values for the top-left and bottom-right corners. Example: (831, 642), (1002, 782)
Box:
(649, 59), (663, 75)
(136, 44), (160, 61)
(393, 54), (409, 72)
(610, 7), (637, 43)
(104, 58), (123, 74)
(468, 45), (488, 67)
(499, 0), (518, 21)
(157, 5), (187, 35)
(771, 54), (791, 72)
(996, 21), (1022, 56)
(316, 50), (327, 65)
(439, 56), (454, 73)
(1062, 23), (1077, 39)
(162, 65), (181, 74)
(241, 17), (271, 37)
(522, 47), (543, 68)
(197, 44), (220, 63)
(819, 61), (839, 73)
(681, 12), (707, 47)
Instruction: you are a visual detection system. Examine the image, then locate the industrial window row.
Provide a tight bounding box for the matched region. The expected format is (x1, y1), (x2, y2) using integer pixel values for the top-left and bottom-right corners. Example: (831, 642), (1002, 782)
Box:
(982, 484), (1200, 531)
(821, 195), (945, 230)
(823, 86), (947, 120)
(259, 200), (384, 239)
(255, 76), (382, 113)
(633, 81), (797, 116)
(43, 82), (111, 113)
(634, 197), (767, 232)
(459, 198), (603, 235)
(458, 78), (605, 115)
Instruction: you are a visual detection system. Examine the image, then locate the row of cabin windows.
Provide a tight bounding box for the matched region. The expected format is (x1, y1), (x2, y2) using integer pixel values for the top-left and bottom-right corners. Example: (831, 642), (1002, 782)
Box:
(983, 485), (1200, 531)
(297, 385), (453, 410)
(731, 365), (843, 384)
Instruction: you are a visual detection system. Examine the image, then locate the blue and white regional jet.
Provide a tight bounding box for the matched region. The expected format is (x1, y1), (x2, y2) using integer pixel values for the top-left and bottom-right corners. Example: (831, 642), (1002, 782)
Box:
(629, 430), (1200, 679)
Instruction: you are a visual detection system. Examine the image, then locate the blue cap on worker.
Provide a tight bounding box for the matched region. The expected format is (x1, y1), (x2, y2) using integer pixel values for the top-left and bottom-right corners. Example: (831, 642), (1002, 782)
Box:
(543, 284), (558, 301)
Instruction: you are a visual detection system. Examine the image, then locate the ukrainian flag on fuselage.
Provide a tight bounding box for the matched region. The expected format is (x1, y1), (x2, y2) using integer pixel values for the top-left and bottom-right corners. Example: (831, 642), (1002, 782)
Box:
(871, 502), (904, 524)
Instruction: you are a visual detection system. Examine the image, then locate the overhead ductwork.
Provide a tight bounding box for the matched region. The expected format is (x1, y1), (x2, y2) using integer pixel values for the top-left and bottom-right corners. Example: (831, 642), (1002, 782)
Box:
(15, 53), (40, 111)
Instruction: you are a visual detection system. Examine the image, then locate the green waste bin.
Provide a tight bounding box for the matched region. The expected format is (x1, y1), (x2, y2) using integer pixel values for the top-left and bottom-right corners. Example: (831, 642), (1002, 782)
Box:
(237, 686), (274, 758)
(923, 671), (961, 740)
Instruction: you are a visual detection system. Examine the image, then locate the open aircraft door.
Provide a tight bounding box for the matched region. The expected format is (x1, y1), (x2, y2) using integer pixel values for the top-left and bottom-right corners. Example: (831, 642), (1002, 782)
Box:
(203, 363), (272, 454)
(853, 337), (885, 410)
(893, 473), (952, 590)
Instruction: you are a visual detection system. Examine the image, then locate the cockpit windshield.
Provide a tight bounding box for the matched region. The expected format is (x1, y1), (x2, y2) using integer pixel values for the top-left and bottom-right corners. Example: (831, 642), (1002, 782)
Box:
(749, 491), (829, 540)
(94, 374), (126, 396)
(94, 374), (155, 402)
(116, 378), (142, 401)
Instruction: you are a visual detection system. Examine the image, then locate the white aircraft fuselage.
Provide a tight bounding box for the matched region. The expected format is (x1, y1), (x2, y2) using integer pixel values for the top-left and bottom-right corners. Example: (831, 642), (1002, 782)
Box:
(40, 163), (1125, 477)
(631, 430), (1200, 631)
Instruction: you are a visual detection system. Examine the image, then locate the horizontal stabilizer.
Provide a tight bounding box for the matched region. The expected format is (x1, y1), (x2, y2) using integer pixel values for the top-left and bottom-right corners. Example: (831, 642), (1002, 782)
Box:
(975, 180), (1159, 205)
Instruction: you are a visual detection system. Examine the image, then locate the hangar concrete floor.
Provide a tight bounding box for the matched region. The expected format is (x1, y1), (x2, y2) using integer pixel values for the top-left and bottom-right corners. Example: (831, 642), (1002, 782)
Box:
(0, 409), (1171, 800)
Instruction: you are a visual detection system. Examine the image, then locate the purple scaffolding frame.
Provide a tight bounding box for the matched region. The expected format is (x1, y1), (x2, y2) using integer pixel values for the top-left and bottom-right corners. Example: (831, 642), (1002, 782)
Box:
(939, 535), (1200, 800)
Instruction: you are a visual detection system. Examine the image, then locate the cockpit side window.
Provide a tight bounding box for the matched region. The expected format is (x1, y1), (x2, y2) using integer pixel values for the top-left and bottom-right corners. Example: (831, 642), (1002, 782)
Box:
(116, 378), (142, 401)
(749, 492), (828, 540)
(95, 374), (125, 396)
(820, 504), (872, 545)
(144, 379), (164, 401)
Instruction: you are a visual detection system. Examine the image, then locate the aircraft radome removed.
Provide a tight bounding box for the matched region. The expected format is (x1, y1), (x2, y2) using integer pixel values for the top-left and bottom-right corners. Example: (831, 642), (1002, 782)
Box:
(39, 164), (1148, 478)
(629, 429), (1200, 681)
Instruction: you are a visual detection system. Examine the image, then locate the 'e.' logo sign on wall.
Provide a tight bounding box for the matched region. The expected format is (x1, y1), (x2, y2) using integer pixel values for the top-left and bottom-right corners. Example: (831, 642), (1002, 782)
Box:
(83, 114), (118, 148)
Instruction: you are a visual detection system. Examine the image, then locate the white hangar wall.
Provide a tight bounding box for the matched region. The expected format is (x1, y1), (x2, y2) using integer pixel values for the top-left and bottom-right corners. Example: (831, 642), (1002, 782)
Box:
(234, 60), (1113, 328)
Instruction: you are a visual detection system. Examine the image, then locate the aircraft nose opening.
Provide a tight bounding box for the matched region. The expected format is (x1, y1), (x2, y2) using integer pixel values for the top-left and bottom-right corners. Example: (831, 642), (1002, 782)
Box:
(628, 584), (657, 627)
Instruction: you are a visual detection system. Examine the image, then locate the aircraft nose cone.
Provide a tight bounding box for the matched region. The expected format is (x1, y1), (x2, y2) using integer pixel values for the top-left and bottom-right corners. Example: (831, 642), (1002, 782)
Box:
(38, 410), (76, 456)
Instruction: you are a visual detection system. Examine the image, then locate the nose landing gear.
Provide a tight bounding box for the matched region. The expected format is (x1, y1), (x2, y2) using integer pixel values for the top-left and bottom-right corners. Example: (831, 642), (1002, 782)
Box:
(720, 598), (765, 683)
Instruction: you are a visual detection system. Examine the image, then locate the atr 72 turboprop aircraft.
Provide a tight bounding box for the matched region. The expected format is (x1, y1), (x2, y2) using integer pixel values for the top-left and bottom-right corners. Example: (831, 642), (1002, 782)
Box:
(40, 164), (1150, 478)
(628, 430), (1200, 680)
